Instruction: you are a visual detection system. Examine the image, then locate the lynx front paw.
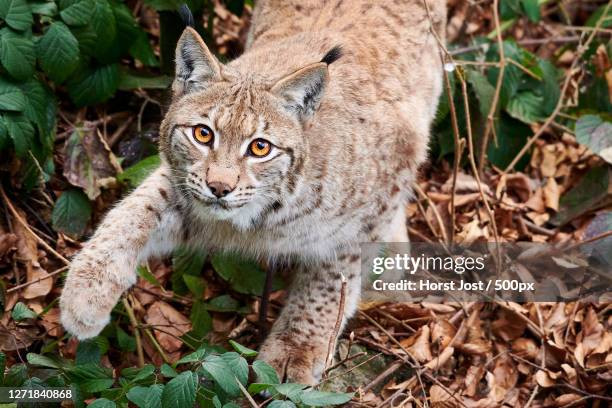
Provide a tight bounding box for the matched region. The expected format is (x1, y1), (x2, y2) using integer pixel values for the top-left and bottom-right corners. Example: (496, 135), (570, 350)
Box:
(258, 336), (326, 385)
(60, 256), (133, 340)
(60, 300), (110, 340)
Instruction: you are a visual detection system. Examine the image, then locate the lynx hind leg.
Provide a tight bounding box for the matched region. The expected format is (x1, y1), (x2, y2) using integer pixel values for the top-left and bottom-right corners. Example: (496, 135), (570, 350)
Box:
(257, 254), (361, 384)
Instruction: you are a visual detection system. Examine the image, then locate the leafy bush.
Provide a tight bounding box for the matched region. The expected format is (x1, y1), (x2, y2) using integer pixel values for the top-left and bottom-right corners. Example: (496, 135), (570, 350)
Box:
(0, 0), (166, 189)
(1, 341), (352, 408)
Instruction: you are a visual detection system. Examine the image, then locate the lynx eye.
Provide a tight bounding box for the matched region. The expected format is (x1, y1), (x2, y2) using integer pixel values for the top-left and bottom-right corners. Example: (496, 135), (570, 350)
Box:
(248, 139), (272, 157)
(193, 125), (214, 145)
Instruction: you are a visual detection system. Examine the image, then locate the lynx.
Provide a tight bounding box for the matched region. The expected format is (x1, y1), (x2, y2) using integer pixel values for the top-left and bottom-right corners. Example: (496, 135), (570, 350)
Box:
(60, 0), (446, 384)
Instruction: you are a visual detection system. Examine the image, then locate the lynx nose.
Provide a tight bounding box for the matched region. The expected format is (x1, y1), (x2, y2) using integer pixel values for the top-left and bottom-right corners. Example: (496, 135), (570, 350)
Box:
(207, 181), (234, 198)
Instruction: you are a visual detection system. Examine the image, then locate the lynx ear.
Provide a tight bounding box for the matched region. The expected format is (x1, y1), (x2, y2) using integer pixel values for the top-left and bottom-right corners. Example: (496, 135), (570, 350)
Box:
(271, 63), (329, 120)
(271, 46), (342, 121)
(173, 27), (222, 96)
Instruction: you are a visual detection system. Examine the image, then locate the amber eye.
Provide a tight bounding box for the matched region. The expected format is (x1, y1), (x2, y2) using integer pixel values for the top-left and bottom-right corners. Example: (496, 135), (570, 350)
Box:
(249, 139), (272, 157)
(193, 125), (214, 145)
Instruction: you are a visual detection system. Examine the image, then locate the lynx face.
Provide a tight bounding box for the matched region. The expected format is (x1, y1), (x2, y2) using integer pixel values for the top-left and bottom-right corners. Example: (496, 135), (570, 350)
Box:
(160, 28), (337, 230)
(165, 84), (301, 228)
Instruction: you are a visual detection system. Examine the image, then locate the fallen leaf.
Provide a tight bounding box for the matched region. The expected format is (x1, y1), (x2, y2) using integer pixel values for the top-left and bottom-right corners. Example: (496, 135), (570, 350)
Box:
(144, 301), (191, 353)
(63, 126), (122, 200)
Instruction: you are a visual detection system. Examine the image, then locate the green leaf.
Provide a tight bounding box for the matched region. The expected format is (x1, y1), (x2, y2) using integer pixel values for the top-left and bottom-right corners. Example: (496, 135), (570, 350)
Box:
(202, 354), (240, 396)
(118, 155), (161, 187)
(185, 300), (212, 343)
(4, 364), (27, 386)
(76, 337), (108, 365)
(175, 347), (210, 365)
(19, 79), (55, 143)
(26, 353), (62, 368)
(0, 28), (35, 80)
(116, 326), (137, 352)
(520, 0), (540, 22)
(89, 0), (116, 62)
(252, 360), (280, 384)
(298, 391), (353, 406)
(229, 340), (257, 357)
(161, 371), (198, 408)
(0, 0), (32, 31)
(65, 363), (114, 393)
(29, 1), (57, 16)
(0, 77), (25, 111)
(586, 3), (612, 28)
(273, 383), (307, 402)
(87, 398), (116, 408)
(183, 274), (206, 297)
(51, 188), (92, 237)
(575, 115), (612, 164)
(205, 294), (242, 312)
(221, 352), (248, 385)
(506, 91), (545, 124)
(127, 384), (163, 408)
(211, 253), (275, 295)
(160, 363), (177, 378)
(487, 113), (531, 169)
(537, 59), (560, 115)
(118, 72), (172, 90)
(59, 0), (94, 26)
(11, 301), (36, 320)
(38, 21), (80, 83)
(144, 0), (180, 11)
(67, 63), (120, 106)
(0, 119), (8, 151)
(552, 166), (611, 226)
(132, 365), (156, 383)
(267, 401), (296, 408)
(467, 69), (495, 123)
(129, 31), (159, 67)
(172, 245), (206, 295)
(3, 112), (34, 157)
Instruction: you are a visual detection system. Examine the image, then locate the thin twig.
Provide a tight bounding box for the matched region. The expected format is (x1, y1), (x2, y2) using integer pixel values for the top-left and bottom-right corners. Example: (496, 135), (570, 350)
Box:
(324, 273), (347, 372)
(236, 377), (258, 408)
(7, 266), (68, 293)
(122, 296), (145, 367)
(478, 0), (505, 176)
(0, 184), (70, 265)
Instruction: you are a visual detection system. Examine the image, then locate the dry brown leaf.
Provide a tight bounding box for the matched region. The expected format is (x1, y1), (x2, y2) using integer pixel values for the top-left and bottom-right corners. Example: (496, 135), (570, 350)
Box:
(490, 347), (518, 401)
(408, 325), (432, 363)
(535, 370), (555, 387)
(543, 177), (560, 211)
(40, 308), (63, 337)
(463, 364), (485, 397)
(429, 384), (459, 408)
(0, 233), (17, 258)
(540, 145), (558, 177)
(512, 338), (539, 361)
(461, 309), (491, 355)
(12, 209), (52, 299)
(144, 301), (191, 353)
(431, 319), (456, 349)
(492, 308), (527, 341)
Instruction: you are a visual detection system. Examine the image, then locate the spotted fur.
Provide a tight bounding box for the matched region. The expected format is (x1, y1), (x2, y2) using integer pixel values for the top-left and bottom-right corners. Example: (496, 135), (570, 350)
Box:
(60, 0), (446, 384)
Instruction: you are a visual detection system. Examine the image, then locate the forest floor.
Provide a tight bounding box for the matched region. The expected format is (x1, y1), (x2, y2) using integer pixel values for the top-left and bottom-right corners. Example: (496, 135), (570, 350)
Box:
(1, 0), (611, 407)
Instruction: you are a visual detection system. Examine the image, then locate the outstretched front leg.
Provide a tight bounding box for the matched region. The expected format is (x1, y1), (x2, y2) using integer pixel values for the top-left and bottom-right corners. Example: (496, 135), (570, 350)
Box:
(60, 165), (184, 339)
(258, 251), (362, 385)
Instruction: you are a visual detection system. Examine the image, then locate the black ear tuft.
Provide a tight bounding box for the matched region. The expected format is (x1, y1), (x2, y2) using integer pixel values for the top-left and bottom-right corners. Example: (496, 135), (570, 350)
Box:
(178, 4), (195, 28)
(321, 45), (343, 65)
